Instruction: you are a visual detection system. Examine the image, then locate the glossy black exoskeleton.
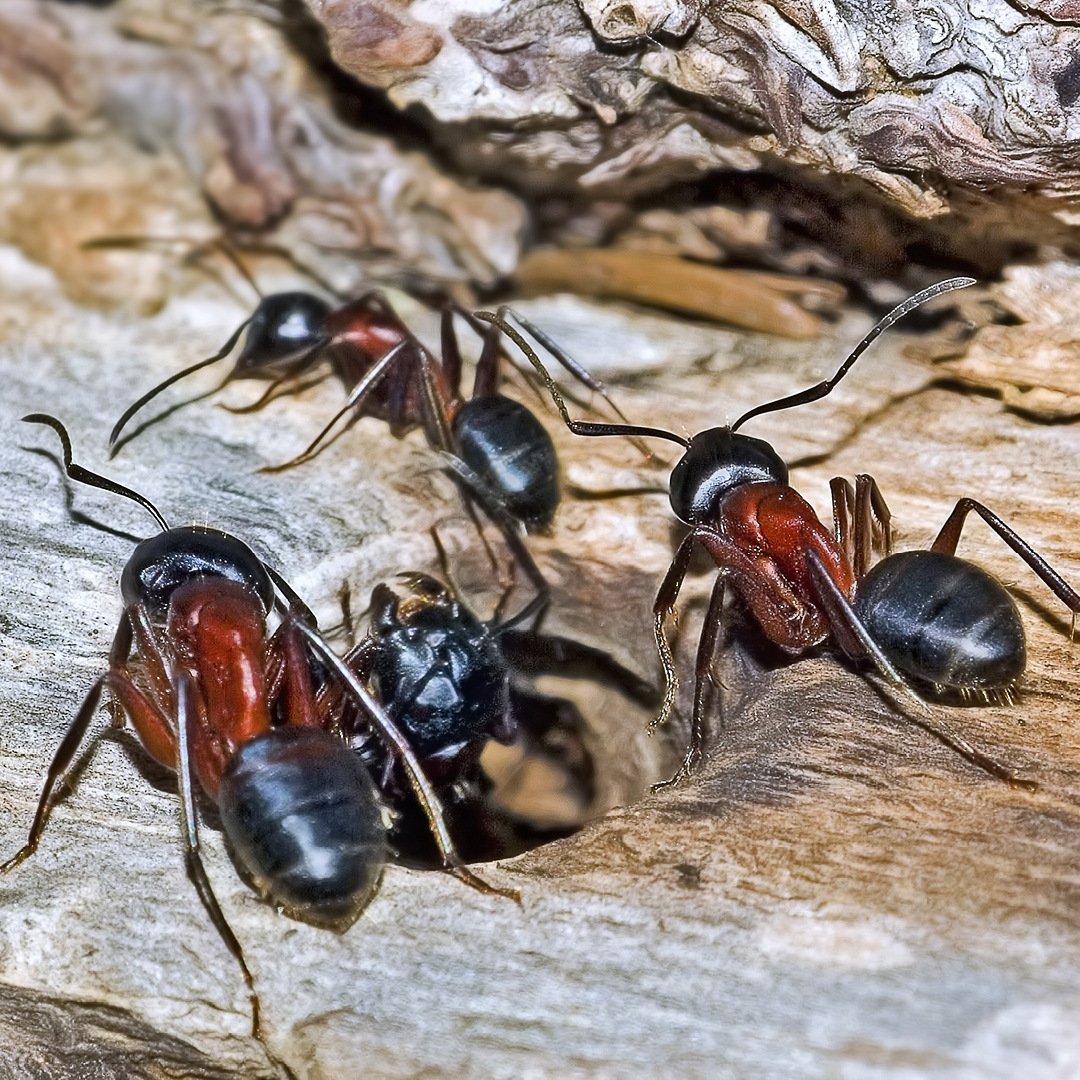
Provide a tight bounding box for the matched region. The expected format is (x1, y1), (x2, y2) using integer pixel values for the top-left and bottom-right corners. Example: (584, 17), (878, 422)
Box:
(854, 551), (1026, 693)
(478, 280), (1080, 789)
(4, 416), (509, 1050)
(332, 574), (661, 867)
(108, 285), (632, 628)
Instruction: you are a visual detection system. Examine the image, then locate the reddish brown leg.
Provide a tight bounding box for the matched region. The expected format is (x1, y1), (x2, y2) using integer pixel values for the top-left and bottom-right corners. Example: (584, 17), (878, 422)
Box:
(858, 474), (893, 558)
(832, 474), (893, 582)
(440, 306), (465, 398)
(831, 477), (855, 567)
(270, 621), (320, 729)
(931, 498), (1080, 615)
(0, 611), (180, 872)
(471, 320), (502, 400)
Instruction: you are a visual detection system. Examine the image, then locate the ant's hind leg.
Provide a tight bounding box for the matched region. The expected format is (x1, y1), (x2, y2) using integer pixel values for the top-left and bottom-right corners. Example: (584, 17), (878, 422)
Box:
(174, 673), (266, 1043)
(931, 498), (1080, 617)
(439, 453), (551, 632)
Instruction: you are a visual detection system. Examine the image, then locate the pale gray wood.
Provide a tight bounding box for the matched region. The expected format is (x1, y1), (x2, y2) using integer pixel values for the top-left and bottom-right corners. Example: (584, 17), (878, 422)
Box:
(1, 249), (1079, 1077)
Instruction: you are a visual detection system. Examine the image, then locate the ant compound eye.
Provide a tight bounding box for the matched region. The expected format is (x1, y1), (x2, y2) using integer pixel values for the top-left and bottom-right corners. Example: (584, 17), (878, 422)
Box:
(669, 428), (788, 525)
(121, 526), (276, 619)
(232, 292), (331, 375)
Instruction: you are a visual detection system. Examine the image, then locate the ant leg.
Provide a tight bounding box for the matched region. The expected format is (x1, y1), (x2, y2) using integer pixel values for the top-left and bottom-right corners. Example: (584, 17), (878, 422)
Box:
(174, 673), (265, 1041)
(438, 453), (550, 632)
(440, 306), (465, 398)
(498, 306), (640, 430)
(931, 498), (1080, 616)
(265, 564), (317, 626)
(222, 367), (329, 415)
(0, 613), (134, 873)
(261, 340), (414, 472)
(496, 629), (661, 711)
(655, 575), (728, 790)
(0, 675), (107, 873)
(805, 549), (1033, 789)
(473, 311), (691, 451)
(859, 474), (893, 557)
(292, 622), (520, 902)
(830, 477), (856, 567)
(651, 534), (701, 734)
(833, 475), (893, 581)
(109, 317), (253, 447)
(471, 319), (502, 400)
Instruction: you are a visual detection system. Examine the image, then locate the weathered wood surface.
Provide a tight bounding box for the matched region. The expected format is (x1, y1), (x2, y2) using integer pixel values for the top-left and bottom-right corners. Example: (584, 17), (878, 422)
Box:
(2, 246), (1080, 1077)
(305, 0), (1080, 222)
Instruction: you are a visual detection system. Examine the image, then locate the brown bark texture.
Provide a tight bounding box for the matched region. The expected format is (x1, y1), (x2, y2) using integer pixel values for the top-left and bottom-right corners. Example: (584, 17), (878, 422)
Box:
(2, 1), (1080, 1079)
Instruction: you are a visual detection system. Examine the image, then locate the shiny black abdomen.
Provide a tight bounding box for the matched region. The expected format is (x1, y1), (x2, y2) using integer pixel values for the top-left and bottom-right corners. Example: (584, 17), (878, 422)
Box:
(372, 595), (510, 764)
(231, 291), (332, 376)
(120, 526), (275, 620)
(218, 728), (387, 926)
(854, 550), (1026, 689)
(452, 395), (559, 528)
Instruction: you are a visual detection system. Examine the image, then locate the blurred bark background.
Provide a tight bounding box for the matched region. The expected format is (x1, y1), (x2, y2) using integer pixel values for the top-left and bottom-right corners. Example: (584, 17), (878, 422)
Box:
(3, 1), (1080, 1077)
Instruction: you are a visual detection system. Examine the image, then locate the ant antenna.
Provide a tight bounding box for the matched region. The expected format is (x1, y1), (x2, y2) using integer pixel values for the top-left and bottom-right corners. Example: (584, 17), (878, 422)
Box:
(24, 414), (171, 533)
(108, 318), (253, 448)
(730, 276), (976, 432)
(473, 311), (691, 449)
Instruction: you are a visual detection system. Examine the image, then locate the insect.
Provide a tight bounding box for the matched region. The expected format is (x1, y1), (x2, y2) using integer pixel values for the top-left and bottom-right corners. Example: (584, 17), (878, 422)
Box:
(334, 565), (661, 866)
(107, 283), (635, 628)
(477, 278), (1080, 788)
(2, 415), (512, 1055)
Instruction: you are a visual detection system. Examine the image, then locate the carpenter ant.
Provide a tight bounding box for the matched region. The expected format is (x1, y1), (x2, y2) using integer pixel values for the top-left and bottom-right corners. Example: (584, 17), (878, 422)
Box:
(477, 279), (1080, 788)
(107, 283), (636, 629)
(2, 415), (513, 1054)
(333, 562), (661, 865)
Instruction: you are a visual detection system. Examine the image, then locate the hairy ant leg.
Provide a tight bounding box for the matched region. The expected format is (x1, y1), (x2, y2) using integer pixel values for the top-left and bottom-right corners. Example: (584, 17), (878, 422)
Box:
(831, 474), (893, 578)
(651, 528), (824, 784)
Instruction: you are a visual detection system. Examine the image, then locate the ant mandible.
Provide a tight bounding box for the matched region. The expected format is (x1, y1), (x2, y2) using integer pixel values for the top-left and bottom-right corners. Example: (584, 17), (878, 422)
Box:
(3, 416), (514, 1055)
(107, 278), (636, 629)
(477, 278), (1080, 788)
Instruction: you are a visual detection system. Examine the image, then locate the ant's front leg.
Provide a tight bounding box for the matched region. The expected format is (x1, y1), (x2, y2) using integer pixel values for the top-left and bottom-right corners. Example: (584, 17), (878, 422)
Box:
(653, 573), (728, 791)
(931, 498), (1080, 619)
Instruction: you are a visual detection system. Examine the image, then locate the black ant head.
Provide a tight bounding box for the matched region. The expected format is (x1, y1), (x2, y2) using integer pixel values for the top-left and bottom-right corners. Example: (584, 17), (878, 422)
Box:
(668, 428), (788, 525)
(368, 577), (513, 766)
(230, 291), (332, 376)
(121, 525), (276, 621)
(23, 415), (277, 621)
